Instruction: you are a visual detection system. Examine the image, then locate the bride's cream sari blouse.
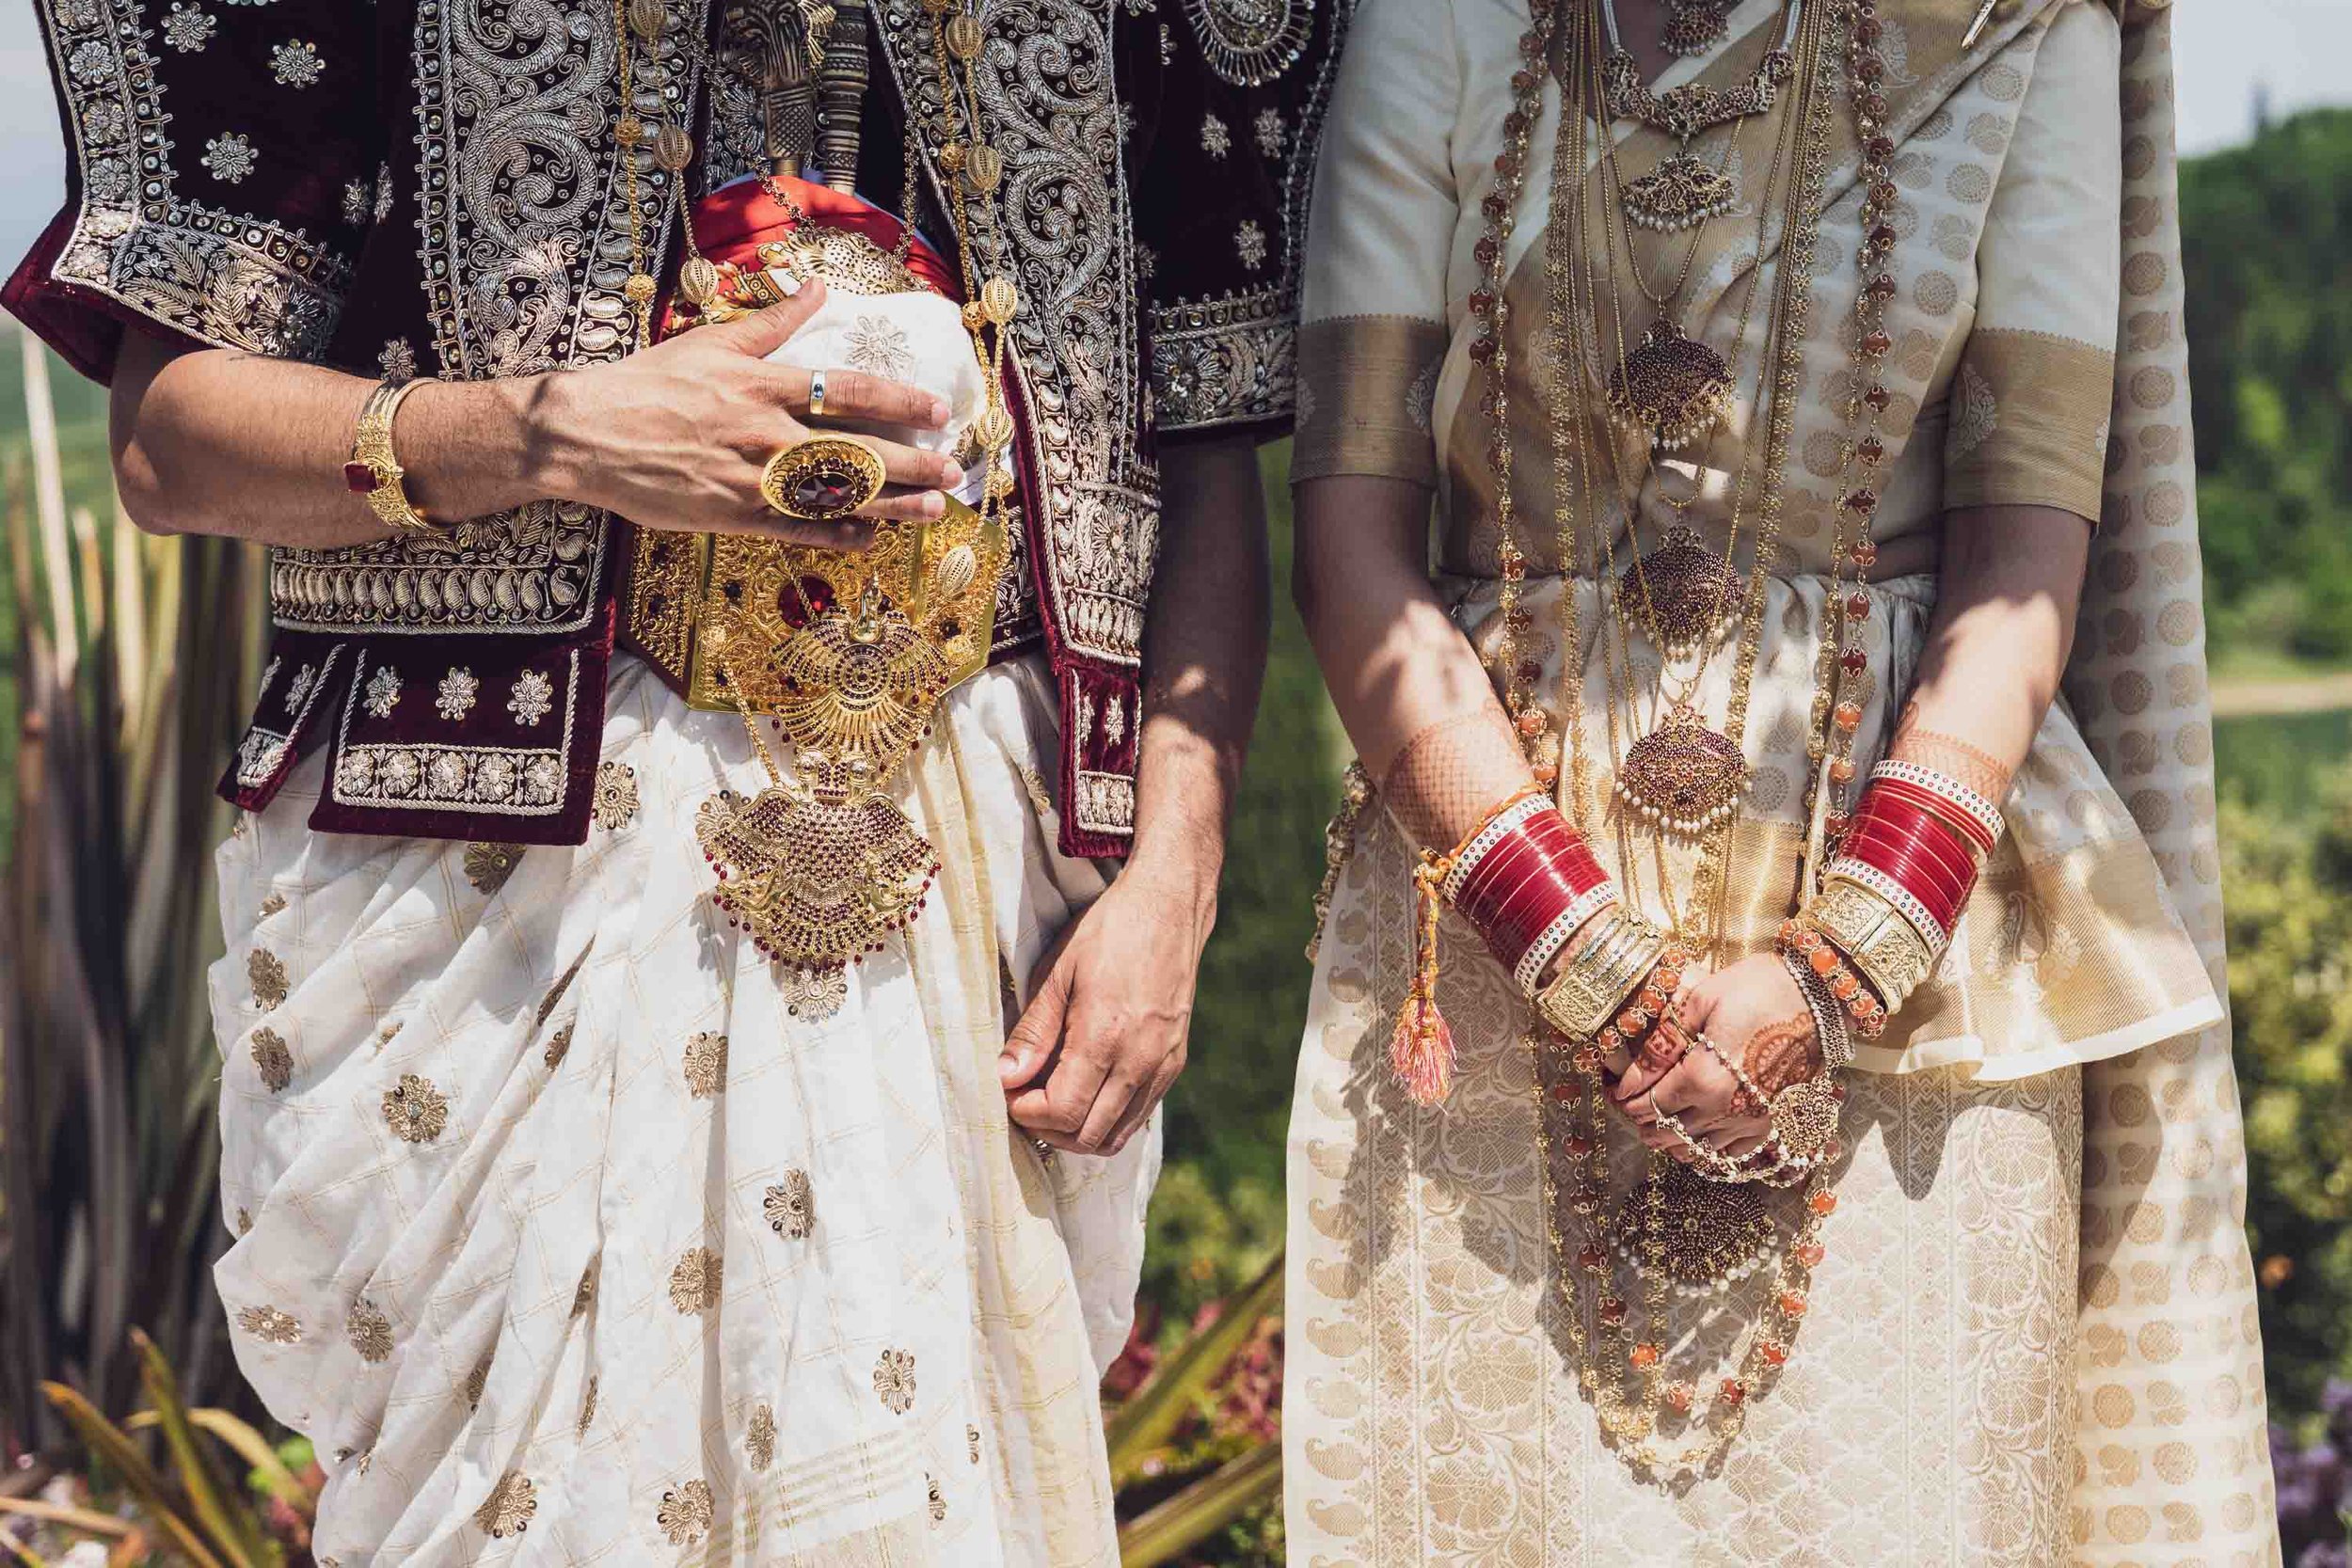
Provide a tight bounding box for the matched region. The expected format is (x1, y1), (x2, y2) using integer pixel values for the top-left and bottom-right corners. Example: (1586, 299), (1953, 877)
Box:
(1295, 0), (2217, 1076)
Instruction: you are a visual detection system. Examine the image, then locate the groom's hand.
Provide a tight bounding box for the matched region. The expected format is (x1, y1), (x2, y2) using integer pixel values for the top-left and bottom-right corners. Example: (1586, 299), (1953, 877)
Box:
(999, 862), (1216, 1157)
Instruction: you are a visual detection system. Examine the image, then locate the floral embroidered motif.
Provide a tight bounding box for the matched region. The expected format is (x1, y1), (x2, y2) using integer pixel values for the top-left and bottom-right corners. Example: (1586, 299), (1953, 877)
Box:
(572, 1260), (598, 1318)
(764, 1171), (814, 1240)
(967, 1423), (981, 1465)
(435, 667), (479, 721)
(847, 314), (916, 382)
(1255, 107), (1285, 157)
(1235, 219), (1269, 271)
(362, 665), (402, 718)
(872, 1348), (917, 1415)
(381, 1073), (450, 1144)
(248, 948), (289, 1010)
(269, 40), (323, 87)
(782, 965), (846, 1022)
(282, 663), (316, 711)
(1200, 113), (1232, 157)
(347, 1298), (392, 1364)
(378, 339), (417, 385)
(928, 1474), (946, 1525)
(373, 164), (393, 224)
(543, 1022), (574, 1070)
(1950, 361), (1999, 458)
(472, 1472), (536, 1538)
(462, 842), (524, 895)
(578, 1374), (597, 1434)
(747, 1403), (777, 1471)
(669, 1247), (723, 1314)
(593, 761), (638, 830)
(506, 670), (554, 726)
(465, 1352), (490, 1409)
(161, 4), (215, 53)
(258, 892), (287, 918)
(1103, 692), (1128, 747)
(377, 1020), (403, 1049)
(237, 1305), (300, 1344)
(682, 1031), (729, 1098)
(657, 1479), (714, 1545)
(342, 179), (373, 227)
(201, 133), (256, 184)
(249, 1027), (293, 1093)
(257, 655), (281, 701)
(235, 1208), (252, 1236)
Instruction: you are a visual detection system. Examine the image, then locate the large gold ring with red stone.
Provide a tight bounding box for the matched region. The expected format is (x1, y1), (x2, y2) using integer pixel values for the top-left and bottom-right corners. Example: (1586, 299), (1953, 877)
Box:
(760, 436), (885, 522)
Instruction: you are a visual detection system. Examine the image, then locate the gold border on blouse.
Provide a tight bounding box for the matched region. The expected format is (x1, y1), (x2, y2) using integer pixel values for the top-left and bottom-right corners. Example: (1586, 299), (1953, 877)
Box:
(1293, 314), (1450, 487)
(1942, 327), (2117, 525)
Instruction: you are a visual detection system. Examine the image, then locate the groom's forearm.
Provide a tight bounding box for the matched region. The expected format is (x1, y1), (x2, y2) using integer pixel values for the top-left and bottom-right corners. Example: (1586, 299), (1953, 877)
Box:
(1128, 432), (1272, 934)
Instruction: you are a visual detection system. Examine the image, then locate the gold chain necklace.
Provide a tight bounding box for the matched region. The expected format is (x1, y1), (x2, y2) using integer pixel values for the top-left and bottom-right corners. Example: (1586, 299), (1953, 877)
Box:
(1489, 0), (1891, 1480)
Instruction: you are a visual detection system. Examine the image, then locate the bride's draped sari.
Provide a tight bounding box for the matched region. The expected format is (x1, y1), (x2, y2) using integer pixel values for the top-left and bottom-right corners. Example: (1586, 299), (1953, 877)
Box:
(1283, 0), (2278, 1560)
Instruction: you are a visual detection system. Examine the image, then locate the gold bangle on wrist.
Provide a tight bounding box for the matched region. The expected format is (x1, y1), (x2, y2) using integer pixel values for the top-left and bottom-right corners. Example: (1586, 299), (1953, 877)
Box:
(1535, 909), (1665, 1041)
(1811, 877), (1938, 1012)
(344, 376), (440, 534)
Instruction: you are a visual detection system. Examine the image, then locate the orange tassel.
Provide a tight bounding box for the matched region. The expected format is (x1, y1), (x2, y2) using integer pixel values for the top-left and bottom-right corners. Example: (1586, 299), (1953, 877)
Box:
(1391, 853), (1458, 1104)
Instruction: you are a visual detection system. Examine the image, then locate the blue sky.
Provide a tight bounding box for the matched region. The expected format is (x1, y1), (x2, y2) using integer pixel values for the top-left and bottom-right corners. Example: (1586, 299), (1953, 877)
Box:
(0, 1), (2344, 272)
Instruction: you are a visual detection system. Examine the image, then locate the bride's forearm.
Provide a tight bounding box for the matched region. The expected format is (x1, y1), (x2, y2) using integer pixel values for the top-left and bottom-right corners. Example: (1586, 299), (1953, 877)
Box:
(109, 333), (554, 546)
(1292, 475), (1536, 850)
(1889, 503), (2092, 800)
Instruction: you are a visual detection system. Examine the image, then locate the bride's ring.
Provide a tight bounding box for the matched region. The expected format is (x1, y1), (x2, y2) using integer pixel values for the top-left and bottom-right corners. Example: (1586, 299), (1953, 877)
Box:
(761, 436), (885, 521)
(807, 367), (829, 419)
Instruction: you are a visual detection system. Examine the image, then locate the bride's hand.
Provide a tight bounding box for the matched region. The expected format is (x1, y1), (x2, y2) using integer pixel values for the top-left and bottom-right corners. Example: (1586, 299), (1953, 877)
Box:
(1613, 953), (1821, 1163)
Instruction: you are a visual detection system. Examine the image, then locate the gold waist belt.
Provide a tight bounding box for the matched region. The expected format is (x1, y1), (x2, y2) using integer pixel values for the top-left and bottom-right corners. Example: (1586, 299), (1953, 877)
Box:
(626, 502), (1009, 985)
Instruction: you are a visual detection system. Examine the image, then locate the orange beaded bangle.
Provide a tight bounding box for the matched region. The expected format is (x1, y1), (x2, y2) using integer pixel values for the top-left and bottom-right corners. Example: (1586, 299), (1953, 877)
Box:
(1774, 918), (1886, 1039)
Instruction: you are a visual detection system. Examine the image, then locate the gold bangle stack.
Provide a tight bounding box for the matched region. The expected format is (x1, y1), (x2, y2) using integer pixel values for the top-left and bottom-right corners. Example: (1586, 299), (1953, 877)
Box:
(345, 376), (440, 535)
(1808, 876), (1938, 1011)
(1534, 908), (1666, 1041)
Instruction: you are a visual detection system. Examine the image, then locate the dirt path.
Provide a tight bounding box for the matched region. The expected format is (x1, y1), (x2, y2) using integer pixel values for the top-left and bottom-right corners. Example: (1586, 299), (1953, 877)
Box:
(2210, 671), (2352, 719)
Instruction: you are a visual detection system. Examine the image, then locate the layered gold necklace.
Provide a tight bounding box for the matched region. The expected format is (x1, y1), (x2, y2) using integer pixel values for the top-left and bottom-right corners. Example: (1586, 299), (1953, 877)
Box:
(1468, 0), (1903, 1479)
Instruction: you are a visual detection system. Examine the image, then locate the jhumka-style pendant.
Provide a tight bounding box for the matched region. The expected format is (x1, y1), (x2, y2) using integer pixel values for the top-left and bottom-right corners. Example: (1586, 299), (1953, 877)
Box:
(1621, 149), (1739, 232)
(1608, 319), (1735, 451)
(1615, 702), (1750, 836)
(1608, 1164), (1780, 1297)
(1617, 524), (1740, 657)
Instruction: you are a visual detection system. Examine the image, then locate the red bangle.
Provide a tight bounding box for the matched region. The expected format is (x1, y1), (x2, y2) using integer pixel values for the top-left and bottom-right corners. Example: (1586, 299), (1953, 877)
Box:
(1846, 806), (1978, 902)
(1839, 817), (1974, 918)
(1448, 801), (1613, 974)
(1865, 776), (1997, 857)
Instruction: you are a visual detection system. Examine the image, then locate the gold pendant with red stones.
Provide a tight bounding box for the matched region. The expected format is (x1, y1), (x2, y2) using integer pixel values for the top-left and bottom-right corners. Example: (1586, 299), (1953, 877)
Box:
(1621, 149), (1739, 232)
(1615, 703), (1750, 837)
(1606, 1164), (1779, 1296)
(1607, 319), (1735, 451)
(1616, 524), (1740, 657)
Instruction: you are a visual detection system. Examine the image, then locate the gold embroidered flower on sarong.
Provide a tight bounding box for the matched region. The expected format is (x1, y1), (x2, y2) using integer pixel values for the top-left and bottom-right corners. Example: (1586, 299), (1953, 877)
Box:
(669, 1246), (723, 1314)
(472, 1472), (536, 1538)
(382, 1074), (449, 1143)
(657, 1479), (713, 1544)
(873, 1347), (917, 1414)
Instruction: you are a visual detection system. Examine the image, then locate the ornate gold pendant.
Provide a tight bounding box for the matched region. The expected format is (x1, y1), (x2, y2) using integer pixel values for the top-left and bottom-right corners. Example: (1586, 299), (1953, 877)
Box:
(1661, 0), (1731, 57)
(1607, 1164), (1779, 1296)
(1607, 320), (1735, 451)
(1615, 703), (1750, 836)
(1621, 150), (1738, 232)
(1617, 525), (1740, 657)
(696, 765), (942, 971)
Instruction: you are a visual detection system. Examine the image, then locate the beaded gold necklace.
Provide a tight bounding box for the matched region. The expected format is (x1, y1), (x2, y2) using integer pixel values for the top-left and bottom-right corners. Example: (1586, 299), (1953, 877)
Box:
(1467, 0), (1905, 1479)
